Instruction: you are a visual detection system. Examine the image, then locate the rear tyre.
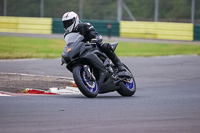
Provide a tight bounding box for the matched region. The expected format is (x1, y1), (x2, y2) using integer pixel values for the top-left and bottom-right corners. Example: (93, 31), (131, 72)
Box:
(117, 64), (136, 97)
(73, 65), (98, 98)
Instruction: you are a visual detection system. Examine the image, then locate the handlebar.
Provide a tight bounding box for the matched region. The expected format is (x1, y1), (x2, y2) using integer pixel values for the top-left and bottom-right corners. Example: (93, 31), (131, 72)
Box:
(85, 42), (96, 46)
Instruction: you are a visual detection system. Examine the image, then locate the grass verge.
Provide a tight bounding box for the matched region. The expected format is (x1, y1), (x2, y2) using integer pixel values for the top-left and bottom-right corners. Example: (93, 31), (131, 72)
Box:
(116, 41), (200, 57)
(0, 36), (200, 59)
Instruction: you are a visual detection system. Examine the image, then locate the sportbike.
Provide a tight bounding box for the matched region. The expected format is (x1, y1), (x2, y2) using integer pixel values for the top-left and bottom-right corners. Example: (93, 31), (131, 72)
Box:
(61, 33), (136, 98)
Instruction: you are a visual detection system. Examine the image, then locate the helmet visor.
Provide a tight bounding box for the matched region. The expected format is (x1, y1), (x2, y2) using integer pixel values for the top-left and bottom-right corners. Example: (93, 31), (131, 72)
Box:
(62, 19), (74, 29)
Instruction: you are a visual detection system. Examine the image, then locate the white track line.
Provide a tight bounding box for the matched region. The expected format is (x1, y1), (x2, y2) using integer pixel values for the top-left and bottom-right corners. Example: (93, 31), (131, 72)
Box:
(0, 93), (12, 96)
(49, 87), (81, 95)
(0, 72), (73, 80)
(0, 91), (14, 97)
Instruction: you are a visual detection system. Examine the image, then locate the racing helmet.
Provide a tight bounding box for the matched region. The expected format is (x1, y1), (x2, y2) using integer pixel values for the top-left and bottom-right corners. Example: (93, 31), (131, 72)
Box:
(62, 11), (79, 33)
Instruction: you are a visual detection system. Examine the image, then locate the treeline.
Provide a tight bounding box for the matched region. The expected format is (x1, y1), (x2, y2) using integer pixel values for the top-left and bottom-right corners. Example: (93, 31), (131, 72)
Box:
(0, 0), (199, 23)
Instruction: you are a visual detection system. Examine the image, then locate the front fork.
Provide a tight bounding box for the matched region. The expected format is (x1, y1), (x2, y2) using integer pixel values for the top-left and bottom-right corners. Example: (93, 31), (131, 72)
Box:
(83, 65), (95, 81)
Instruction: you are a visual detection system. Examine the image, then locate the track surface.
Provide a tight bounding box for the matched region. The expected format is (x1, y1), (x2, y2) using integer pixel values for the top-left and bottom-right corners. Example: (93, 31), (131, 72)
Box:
(0, 56), (200, 133)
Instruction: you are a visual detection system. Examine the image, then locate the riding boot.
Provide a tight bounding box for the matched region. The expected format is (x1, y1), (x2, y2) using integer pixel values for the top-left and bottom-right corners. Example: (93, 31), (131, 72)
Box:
(108, 52), (126, 72)
(99, 43), (128, 73)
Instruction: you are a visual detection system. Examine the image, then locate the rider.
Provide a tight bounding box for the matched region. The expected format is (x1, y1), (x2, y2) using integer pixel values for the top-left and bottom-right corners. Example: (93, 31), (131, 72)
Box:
(62, 11), (129, 74)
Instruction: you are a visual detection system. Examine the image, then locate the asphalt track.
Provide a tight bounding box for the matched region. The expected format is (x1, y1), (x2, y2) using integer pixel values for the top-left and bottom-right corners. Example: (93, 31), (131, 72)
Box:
(0, 56), (200, 133)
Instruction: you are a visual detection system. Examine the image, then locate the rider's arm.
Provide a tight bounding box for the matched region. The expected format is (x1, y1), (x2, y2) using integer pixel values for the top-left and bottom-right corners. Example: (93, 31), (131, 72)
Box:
(84, 23), (103, 45)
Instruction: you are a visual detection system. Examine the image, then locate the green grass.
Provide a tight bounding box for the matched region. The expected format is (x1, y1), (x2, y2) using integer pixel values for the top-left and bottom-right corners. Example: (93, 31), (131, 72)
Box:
(0, 36), (200, 59)
(116, 42), (200, 57)
(0, 36), (65, 59)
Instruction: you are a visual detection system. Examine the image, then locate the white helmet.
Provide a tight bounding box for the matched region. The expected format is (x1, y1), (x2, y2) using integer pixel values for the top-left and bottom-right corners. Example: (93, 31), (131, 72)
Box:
(62, 11), (79, 33)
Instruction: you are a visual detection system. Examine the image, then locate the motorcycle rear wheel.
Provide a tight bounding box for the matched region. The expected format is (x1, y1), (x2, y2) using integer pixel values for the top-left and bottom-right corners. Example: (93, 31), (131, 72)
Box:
(117, 64), (136, 96)
(73, 65), (98, 98)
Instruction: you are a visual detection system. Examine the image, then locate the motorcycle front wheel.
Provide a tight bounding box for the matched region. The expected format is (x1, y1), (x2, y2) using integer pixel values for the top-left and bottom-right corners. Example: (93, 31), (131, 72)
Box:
(73, 65), (99, 98)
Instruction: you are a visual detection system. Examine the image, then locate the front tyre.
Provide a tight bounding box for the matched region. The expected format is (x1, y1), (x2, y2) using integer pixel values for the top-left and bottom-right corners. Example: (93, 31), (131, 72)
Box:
(73, 65), (98, 98)
(117, 64), (136, 97)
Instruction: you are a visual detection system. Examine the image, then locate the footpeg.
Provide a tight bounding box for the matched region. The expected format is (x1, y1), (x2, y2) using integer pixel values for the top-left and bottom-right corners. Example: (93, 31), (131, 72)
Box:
(118, 71), (132, 77)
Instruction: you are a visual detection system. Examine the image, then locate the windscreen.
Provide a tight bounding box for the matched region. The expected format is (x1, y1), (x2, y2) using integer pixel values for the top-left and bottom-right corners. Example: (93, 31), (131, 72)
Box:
(64, 33), (84, 46)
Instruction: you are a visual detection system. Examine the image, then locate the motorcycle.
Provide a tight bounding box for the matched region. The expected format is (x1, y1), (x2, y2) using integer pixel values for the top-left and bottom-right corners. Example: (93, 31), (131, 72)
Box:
(61, 33), (136, 98)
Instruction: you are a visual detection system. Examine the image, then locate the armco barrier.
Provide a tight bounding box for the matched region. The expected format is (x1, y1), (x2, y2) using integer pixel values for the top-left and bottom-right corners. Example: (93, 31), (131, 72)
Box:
(0, 16), (198, 41)
(82, 19), (119, 37)
(120, 21), (194, 41)
(0, 16), (52, 34)
(52, 18), (119, 36)
(52, 18), (65, 34)
(194, 25), (200, 41)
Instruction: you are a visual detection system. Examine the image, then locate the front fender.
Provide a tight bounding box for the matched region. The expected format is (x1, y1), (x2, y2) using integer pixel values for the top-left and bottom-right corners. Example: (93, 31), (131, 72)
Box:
(81, 50), (106, 72)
